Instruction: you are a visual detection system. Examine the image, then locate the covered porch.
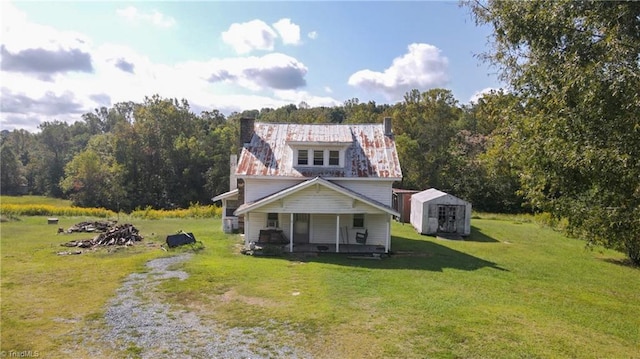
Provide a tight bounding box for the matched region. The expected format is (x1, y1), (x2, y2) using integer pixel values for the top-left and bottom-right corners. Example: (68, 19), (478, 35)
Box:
(290, 243), (387, 254)
(246, 211), (393, 253)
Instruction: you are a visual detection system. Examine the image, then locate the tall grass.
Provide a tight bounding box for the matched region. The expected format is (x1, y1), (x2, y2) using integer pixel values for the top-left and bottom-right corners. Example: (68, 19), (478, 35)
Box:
(0, 203), (116, 218)
(129, 203), (222, 219)
(0, 195), (72, 207)
(0, 196), (222, 219)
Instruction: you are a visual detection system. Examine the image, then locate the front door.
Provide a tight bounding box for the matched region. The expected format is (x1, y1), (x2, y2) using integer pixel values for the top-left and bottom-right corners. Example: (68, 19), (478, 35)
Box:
(293, 213), (310, 243)
(437, 205), (458, 233)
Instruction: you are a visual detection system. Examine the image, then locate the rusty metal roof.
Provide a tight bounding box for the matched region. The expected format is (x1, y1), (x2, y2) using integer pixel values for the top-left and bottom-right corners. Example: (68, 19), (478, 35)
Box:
(236, 122), (403, 179)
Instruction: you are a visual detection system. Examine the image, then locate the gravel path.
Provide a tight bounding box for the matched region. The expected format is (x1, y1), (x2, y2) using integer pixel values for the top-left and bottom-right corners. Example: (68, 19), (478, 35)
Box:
(95, 253), (308, 359)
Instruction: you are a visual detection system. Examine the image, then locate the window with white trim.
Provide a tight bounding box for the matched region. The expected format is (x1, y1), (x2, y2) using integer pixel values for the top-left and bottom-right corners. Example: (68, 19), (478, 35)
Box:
(267, 213), (279, 228)
(353, 213), (365, 228)
(292, 147), (345, 167)
(328, 150), (340, 166)
(297, 150), (308, 165)
(313, 150), (324, 165)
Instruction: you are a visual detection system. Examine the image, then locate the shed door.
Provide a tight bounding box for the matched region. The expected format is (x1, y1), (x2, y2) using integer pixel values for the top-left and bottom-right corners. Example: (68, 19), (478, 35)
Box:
(437, 205), (458, 233)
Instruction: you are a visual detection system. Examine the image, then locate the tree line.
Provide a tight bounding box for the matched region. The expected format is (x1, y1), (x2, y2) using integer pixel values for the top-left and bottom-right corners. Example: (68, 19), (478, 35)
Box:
(0, 89), (521, 213)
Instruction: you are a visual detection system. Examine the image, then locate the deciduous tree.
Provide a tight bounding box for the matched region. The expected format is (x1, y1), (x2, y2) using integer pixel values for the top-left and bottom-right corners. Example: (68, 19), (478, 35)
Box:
(468, 0), (640, 264)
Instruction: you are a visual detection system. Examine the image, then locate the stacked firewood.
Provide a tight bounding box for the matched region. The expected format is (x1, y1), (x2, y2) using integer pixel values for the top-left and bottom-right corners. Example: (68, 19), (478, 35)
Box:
(61, 223), (143, 248)
(65, 220), (116, 233)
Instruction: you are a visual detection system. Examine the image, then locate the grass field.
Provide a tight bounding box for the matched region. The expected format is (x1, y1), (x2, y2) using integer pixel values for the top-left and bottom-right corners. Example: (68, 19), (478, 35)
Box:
(0, 195), (72, 207)
(1, 208), (639, 358)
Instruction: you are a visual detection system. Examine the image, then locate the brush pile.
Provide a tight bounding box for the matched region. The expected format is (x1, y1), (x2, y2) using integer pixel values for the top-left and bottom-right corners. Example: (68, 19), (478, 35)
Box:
(65, 220), (117, 233)
(60, 222), (143, 249)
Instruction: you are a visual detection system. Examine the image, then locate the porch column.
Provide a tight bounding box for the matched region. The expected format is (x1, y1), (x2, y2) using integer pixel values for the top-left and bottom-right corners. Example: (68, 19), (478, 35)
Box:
(385, 215), (391, 252)
(289, 213), (294, 252)
(244, 215), (250, 247)
(335, 215), (340, 253)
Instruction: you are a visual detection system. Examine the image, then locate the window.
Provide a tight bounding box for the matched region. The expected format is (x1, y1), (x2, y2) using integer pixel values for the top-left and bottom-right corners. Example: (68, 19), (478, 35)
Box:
(294, 148), (343, 167)
(353, 213), (364, 228)
(329, 150), (339, 166)
(267, 213), (279, 228)
(297, 150), (308, 165)
(226, 200), (238, 217)
(313, 150), (324, 165)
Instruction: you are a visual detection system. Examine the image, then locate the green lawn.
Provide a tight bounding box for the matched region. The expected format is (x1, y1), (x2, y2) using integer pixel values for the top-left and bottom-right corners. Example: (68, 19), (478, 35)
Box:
(1, 214), (639, 358)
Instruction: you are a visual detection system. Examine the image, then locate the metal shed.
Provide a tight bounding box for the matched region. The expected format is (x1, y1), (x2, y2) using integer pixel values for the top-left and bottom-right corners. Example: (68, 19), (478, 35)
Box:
(410, 189), (471, 236)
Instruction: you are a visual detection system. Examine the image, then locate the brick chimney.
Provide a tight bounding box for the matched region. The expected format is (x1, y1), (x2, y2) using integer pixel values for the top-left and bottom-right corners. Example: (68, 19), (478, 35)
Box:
(236, 118), (254, 234)
(384, 117), (392, 136)
(229, 154), (237, 191)
(239, 117), (255, 152)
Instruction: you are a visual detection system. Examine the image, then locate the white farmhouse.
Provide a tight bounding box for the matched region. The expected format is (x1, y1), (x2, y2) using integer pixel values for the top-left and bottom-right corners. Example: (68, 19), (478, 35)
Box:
(213, 118), (402, 253)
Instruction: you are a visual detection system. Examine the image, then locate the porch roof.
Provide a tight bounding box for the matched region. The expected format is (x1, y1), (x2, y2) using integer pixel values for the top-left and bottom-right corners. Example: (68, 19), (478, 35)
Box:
(234, 176), (399, 217)
(211, 188), (239, 202)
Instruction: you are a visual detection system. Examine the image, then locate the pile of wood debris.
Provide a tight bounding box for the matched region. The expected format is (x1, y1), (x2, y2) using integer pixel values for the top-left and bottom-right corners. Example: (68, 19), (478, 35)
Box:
(62, 220), (117, 233)
(59, 222), (143, 252)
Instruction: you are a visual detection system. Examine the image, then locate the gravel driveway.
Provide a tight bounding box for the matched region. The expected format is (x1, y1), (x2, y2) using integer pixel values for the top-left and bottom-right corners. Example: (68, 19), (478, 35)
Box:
(92, 253), (308, 359)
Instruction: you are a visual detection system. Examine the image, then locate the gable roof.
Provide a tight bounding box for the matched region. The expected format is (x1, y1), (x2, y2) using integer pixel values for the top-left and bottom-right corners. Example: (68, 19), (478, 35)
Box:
(235, 177), (399, 216)
(211, 188), (238, 202)
(412, 188), (470, 205)
(236, 122), (402, 179)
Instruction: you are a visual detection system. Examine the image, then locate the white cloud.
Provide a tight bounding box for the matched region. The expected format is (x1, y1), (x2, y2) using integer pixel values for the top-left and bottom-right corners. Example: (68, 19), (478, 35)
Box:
(1, 2), (92, 54)
(308, 31), (318, 40)
(116, 6), (176, 28)
(468, 87), (499, 103)
(222, 19), (278, 54)
(0, 8), (339, 132)
(272, 18), (301, 45)
(273, 89), (341, 108)
(348, 43), (449, 101)
(204, 53), (308, 91)
(222, 18), (305, 54)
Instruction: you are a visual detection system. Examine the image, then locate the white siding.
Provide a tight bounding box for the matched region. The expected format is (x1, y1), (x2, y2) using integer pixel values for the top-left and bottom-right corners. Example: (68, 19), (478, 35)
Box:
(281, 214), (292, 242)
(256, 185), (383, 214)
(245, 212), (265, 244)
(244, 178), (303, 202)
(310, 214), (336, 244)
(244, 212), (294, 244)
(410, 196), (424, 234)
(324, 213), (387, 247)
(334, 180), (394, 206)
(303, 214), (388, 247)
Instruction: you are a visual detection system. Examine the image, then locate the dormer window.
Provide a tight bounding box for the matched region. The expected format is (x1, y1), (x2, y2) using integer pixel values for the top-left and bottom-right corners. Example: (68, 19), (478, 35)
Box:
(313, 150), (324, 166)
(329, 150), (340, 166)
(291, 145), (349, 168)
(297, 150), (308, 165)
(294, 148), (345, 167)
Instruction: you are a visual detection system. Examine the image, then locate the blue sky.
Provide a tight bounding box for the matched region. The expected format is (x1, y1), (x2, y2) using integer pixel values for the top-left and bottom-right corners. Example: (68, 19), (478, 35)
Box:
(1, 1), (503, 132)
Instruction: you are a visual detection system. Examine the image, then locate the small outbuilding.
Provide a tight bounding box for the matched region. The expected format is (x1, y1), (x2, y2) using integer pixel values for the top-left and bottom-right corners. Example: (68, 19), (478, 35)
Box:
(392, 188), (420, 223)
(410, 188), (471, 236)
